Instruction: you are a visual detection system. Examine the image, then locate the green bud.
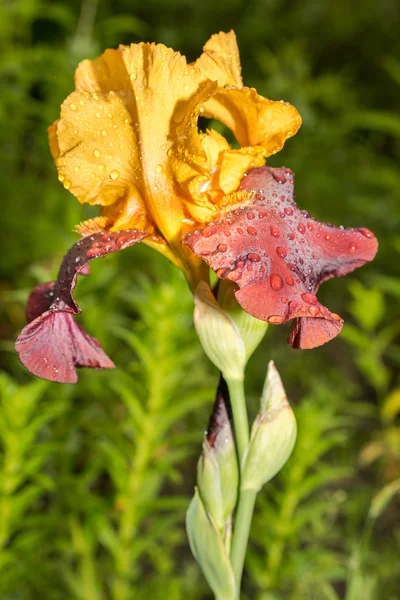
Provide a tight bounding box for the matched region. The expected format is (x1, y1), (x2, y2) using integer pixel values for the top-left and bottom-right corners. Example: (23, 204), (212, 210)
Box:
(241, 361), (297, 492)
(197, 378), (239, 530)
(194, 281), (246, 379)
(217, 279), (268, 361)
(186, 489), (236, 600)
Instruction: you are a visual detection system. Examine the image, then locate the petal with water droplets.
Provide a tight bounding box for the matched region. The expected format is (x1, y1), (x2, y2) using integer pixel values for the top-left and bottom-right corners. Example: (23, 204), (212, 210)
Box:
(184, 166), (378, 349)
(16, 229), (149, 382)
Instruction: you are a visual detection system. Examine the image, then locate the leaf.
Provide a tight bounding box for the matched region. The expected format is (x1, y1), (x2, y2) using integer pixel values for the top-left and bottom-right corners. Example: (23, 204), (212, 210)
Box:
(369, 478), (400, 520)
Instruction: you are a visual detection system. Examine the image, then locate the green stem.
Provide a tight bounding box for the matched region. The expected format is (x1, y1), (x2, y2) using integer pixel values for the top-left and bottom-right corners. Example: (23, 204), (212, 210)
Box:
(230, 489), (257, 596)
(227, 377), (249, 462)
(226, 376), (256, 599)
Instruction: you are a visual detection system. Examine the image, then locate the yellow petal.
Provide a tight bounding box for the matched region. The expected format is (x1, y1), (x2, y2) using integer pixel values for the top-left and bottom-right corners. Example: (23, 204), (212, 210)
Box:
(74, 49), (131, 94)
(195, 31), (243, 87)
(50, 89), (142, 208)
(219, 148), (265, 195)
(202, 86), (302, 155)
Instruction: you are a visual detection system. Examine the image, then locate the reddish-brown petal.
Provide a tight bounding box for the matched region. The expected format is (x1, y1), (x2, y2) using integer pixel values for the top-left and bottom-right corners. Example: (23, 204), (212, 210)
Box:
(16, 229), (148, 383)
(184, 166), (378, 349)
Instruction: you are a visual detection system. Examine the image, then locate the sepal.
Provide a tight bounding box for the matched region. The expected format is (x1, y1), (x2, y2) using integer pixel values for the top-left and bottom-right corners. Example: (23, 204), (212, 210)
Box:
(197, 377), (239, 530)
(241, 361), (297, 492)
(186, 489), (236, 600)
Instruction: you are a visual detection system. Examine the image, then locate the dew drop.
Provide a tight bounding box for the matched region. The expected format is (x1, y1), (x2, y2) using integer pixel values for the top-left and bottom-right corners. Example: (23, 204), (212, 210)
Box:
(247, 226), (257, 236)
(288, 300), (298, 309)
(349, 243), (356, 252)
(155, 164), (163, 173)
(270, 273), (283, 291)
(101, 129), (108, 137)
(272, 172), (287, 184)
(301, 293), (318, 305)
(73, 166), (80, 172)
(87, 247), (102, 258)
(281, 297), (288, 304)
(110, 170), (120, 180)
(116, 236), (128, 248)
(270, 226), (280, 238)
(217, 243), (227, 252)
(297, 223), (305, 234)
(236, 227), (244, 234)
(93, 149), (101, 157)
(228, 271), (241, 281)
(247, 211), (255, 220)
(267, 315), (285, 324)
(69, 103), (78, 111)
(97, 164), (105, 171)
(308, 306), (319, 316)
(64, 180), (71, 189)
(237, 261), (245, 269)
(276, 246), (287, 258)
(288, 232), (295, 240)
(284, 207), (293, 215)
(258, 210), (268, 218)
(203, 226), (217, 238)
(307, 222), (314, 230)
(359, 228), (375, 238)
(247, 253), (261, 262)
(285, 277), (294, 286)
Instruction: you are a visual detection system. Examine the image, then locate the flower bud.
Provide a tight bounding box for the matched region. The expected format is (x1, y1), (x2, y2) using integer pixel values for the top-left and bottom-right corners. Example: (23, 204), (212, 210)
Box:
(186, 489), (236, 600)
(217, 279), (268, 361)
(241, 361), (297, 492)
(194, 281), (246, 379)
(197, 377), (239, 530)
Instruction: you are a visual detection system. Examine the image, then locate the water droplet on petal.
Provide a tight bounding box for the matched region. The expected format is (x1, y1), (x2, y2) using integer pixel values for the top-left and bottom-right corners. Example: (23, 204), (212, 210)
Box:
(270, 226), (280, 238)
(272, 172), (287, 184)
(69, 103), (78, 111)
(308, 306), (319, 316)
(288, 300), (298, 309)
(267, 315), (285, 324)
(284, 207), (293, 215)
(270, 274), (283, 291)
(116, 236), (128, 248)
(110, 170), (120, 180)
(203, 226), (216, 238)
(324, 233), (331, 241)
(285, 277), (294, 286)
(297, 223), (305, 234)
(247, 212), (255, 220)
(101, 129), (108, 137)
(359, 228), (375, 238)
(155, 164), (163, 173)
(349, 243), (356, 252)
(217, 243), (227, 252)
(301, 293), (318, 305)
(276, 246), (287, 258)
(247, 253), (261, 262)
(247, 226), (257, 236)
(93, 149), (101, 157)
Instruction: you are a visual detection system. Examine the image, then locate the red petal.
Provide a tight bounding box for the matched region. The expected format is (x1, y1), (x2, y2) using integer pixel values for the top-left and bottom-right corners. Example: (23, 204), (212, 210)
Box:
(16, 229), (147, 382)
(15, 312), (115, 384)
(184, 166), (378, 349)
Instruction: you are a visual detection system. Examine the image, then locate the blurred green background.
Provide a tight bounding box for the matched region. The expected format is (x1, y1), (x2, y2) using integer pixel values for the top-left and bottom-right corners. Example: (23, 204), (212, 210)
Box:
(1, 0), (400, 598)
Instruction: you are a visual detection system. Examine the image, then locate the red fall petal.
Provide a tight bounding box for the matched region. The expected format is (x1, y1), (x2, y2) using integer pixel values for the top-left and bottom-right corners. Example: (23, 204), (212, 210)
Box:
(184, 166), (378, 349)
(16, 229), (148, 383)
(15, 312), (115, 384)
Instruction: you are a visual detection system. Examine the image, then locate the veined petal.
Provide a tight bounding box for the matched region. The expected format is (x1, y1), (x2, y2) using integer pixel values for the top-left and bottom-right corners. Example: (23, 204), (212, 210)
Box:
(202, 86), (302, 155)
(184, 166), (378, 350)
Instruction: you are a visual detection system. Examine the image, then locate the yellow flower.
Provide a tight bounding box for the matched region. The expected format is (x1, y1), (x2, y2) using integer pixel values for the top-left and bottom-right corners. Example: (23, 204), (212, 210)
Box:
(48, 31), (301, 286)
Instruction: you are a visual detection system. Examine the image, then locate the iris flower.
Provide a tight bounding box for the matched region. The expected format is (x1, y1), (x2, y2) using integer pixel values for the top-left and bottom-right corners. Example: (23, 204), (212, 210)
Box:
(15, 32), (378, 383)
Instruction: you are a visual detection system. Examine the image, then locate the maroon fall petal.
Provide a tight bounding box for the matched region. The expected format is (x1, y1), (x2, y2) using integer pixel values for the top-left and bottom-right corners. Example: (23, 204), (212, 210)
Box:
(16, 229), (148, 383)
(184, 166), (378, 349)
